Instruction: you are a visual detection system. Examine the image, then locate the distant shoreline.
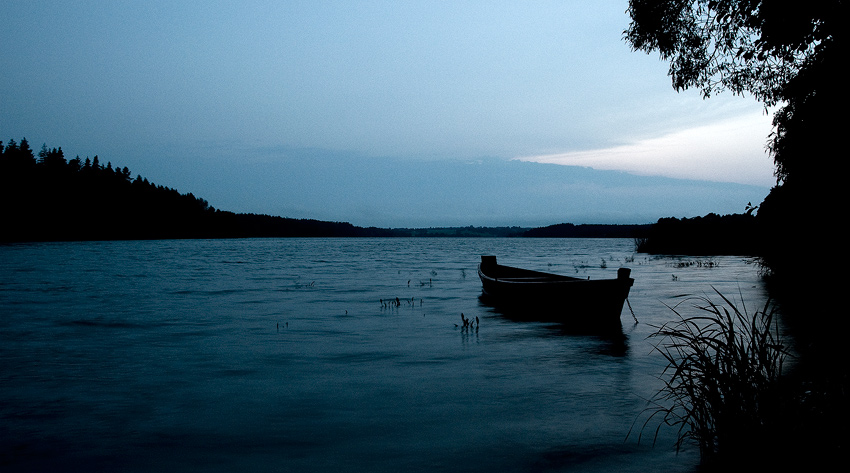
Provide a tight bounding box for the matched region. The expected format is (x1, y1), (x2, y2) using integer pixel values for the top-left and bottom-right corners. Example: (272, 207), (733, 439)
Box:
(0, 137), (658, 242)
(4, 137), (755, 252)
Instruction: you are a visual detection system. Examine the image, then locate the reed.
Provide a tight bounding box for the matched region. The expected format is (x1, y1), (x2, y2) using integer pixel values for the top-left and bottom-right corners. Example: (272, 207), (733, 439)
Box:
(633, 288), (788, 463)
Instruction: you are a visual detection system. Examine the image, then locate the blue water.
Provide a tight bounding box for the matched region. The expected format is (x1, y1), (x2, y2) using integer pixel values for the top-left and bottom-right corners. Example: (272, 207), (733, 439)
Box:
(0, 238), (769, 472)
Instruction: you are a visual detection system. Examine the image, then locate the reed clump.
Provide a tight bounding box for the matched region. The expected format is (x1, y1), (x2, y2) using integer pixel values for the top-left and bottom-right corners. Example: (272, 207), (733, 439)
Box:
(635, 288), (788, 465)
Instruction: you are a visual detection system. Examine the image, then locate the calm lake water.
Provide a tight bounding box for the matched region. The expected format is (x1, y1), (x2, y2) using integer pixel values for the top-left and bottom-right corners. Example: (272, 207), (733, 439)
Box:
(0, 238), (769, 472)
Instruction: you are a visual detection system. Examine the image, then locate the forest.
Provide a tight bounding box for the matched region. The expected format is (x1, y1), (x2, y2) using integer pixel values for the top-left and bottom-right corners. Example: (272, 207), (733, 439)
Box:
(0, 138), (401, 241)
(3, 138), (654, 242)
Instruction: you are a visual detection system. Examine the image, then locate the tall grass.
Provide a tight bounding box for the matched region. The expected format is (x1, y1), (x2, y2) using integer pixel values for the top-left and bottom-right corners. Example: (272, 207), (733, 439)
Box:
(633, 288), (788, 463)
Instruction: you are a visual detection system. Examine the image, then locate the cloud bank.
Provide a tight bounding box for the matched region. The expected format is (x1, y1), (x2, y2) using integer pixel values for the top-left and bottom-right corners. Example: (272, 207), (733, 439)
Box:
(517, 111), (776, 187)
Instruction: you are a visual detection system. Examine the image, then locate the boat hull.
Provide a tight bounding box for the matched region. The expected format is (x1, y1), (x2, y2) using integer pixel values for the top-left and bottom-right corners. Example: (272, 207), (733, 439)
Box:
(478, 256), (633, 327)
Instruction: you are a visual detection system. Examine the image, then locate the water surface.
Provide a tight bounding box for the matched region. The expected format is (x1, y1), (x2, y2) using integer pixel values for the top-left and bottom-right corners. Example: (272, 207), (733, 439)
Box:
(0, 238), (768, 472)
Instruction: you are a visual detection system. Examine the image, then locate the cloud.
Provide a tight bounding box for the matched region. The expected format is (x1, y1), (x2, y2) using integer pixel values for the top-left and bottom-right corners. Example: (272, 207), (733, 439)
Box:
(516, 111), (777, 187)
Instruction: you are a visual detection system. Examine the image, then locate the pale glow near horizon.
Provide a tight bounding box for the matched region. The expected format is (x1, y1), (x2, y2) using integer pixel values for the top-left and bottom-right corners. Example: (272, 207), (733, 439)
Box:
(516, 111), (777, 187)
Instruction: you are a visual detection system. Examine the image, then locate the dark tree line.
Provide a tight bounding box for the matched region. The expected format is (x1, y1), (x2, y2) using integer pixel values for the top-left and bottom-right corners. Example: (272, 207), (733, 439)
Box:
(0, 138), (395, 242)
(1, 137), (683, 242)
(634, 213), (759, 255)
(522, 223), (651, 239)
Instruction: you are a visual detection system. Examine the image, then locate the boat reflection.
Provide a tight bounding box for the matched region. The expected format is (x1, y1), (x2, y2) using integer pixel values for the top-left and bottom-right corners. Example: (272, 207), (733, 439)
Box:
(478, 293), (630, 357)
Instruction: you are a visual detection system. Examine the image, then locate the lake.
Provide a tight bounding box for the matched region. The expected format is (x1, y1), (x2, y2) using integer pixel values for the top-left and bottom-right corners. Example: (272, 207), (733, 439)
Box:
(0, 238), (768, 472)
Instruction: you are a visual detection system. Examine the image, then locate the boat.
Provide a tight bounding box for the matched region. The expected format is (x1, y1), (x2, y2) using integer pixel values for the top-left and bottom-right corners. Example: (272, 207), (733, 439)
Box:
(477, 255), (634, 327)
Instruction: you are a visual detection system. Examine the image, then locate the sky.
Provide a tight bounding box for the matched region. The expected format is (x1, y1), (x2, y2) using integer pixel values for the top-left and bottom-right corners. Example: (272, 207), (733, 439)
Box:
(0, 0), (776, 228)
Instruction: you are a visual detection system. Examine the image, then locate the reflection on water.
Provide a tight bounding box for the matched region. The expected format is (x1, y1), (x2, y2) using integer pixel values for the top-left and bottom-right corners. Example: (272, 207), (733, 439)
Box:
(0, 238), (768, 472)
(480, 294), (631, 358)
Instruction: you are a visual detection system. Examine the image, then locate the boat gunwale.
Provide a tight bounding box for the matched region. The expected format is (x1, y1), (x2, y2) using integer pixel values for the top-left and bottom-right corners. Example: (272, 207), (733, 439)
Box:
(478, 263), (623, 285)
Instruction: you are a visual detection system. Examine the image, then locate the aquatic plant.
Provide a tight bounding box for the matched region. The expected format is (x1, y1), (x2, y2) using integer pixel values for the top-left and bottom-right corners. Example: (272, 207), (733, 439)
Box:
(633, 289), (788, 463)
(669, 259), (718, 269)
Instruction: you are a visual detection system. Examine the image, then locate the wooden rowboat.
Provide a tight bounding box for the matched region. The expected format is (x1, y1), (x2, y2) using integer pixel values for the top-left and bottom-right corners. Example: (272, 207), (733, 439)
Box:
(477, 255), (634, 327)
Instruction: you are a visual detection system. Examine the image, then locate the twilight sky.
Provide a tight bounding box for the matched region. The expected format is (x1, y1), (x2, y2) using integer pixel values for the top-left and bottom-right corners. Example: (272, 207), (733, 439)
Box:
(1, 0), (776, 227)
